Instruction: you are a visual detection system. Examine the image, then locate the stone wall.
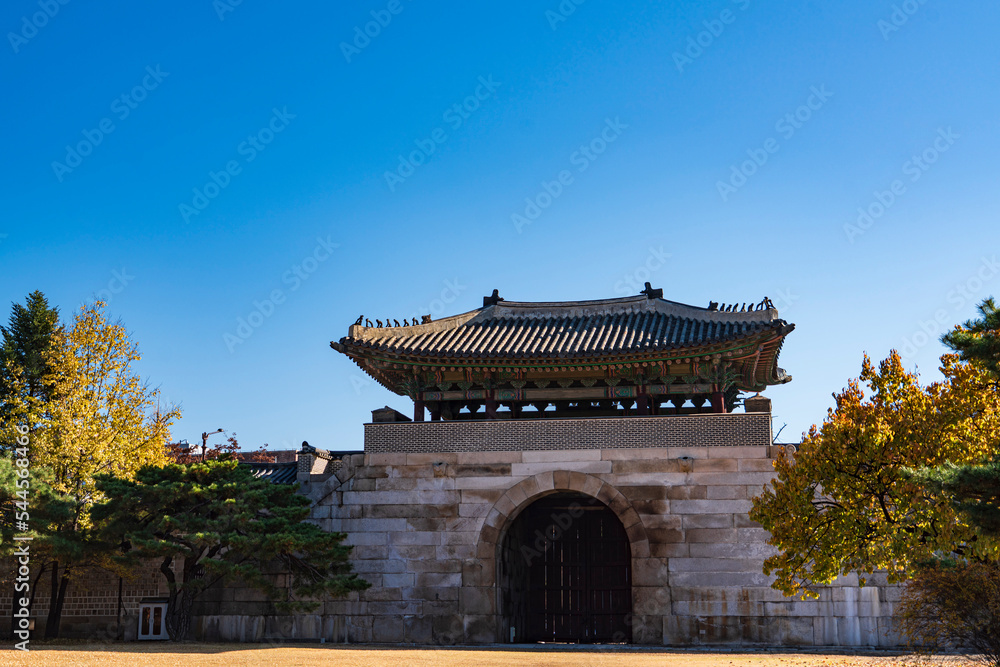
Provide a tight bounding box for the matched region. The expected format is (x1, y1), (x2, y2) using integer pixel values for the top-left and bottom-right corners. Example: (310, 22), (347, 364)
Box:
(0, 560), (168, 639)
(195, 414), (902, 647)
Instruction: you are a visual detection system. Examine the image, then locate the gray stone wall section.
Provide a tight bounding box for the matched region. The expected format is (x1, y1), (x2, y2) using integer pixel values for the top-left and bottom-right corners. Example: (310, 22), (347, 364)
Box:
(272, 426), (903, 648)
(364, 413), (772, 453)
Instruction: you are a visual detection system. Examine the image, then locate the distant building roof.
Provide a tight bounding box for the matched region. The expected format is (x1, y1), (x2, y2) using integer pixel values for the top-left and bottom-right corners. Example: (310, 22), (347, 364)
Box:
(244, 461), (298, 485)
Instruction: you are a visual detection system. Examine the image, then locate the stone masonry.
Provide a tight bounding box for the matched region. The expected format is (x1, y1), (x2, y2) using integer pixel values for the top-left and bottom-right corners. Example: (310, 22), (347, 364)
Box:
(194, 411), (902, 646)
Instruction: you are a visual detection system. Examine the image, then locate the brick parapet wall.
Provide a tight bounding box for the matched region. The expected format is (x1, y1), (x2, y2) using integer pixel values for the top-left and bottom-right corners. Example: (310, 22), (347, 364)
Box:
(364, 413), (771, 453)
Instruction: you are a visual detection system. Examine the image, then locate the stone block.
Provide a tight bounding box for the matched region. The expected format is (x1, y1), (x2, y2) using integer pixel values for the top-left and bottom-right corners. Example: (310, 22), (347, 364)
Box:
(632, 499), (669, 515)
(403, 586), (460, 602)
(451, 463), (512, 477)
(368, 453), (407, 466)
(693, 472), (777, 486)
(632, 557), (669, 586)
(521, 449), (603, 462)
(631, 585), (671, 618)
(665, 484), (707, 500)
(388, 531), (440, 546)
(668, 557), (761, 573)
(669, 585), (791, 603)
(342, 517), (408, 533)
(388, 464), (434, 478)
(459, 502), (494, 518)
(692, 458), (738, 472)
(511, 461), (612, 476)
(777, 616), (815, 645)
(415, 572), (462, 587)
(669, 570), (772, 587)
(672, 599), (768, 616)
(353, 559), (407, 574)
(455, 476), (522, 491)
(348, 615), (374, 643)
(463, 614), (497, 643)
(552, 470), (572, 489)
(344, 531), (388, 547)
(361, 587), (402, 602)
(739, 458), (778, 472)
(650, 542), (689, 558)
(406, 453), (459, 465)
(670, 499), (753, 514)
(619, 485), (668, 501)
(352, 545), (390, 560)
(688, 542), (775, 559)
(406, 559), (462, 574)
(736, 527), (771, 543)
(432, 613), (465, 644)
(708, 446), (768, 459)
(681, 514), (734, 529)
(406, 517), (447, 532)
(706, 485), (746, 500)
(389, 544), (436, 560)
(646, 527), (684, 544)
(505, 483), (528, 508)
(459, 586), (496, 615)
(459, 488), (505, 504)
(383, 572), (415, 588)
(368, 600), (423, 616)
(734, 513), (762, 528)
(612, 459), (681, 474)
(446, 516), (484, 532)
(404, 614), (433, 643)
(456, 450), (521, 464)
(365, 503), (457, 519)
(375, 477), (419, 491)
(601, 447), (672, 460)
(535, 470), (555, 492)
(685, 528), (738, 543)
(579, 473), (604, 497)
(441, 531), (478, 548)
(814, 615), (839, 646)
(348, 479), (378, 491)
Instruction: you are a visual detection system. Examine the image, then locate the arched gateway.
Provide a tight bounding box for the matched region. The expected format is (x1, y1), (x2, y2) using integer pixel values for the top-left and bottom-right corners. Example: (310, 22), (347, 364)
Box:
(499, 492), (632, 643)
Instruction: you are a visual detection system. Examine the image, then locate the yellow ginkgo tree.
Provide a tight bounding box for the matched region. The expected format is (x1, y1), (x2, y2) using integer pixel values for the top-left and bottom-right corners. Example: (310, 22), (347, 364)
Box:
(750, 350), (1000, 599)
(26, 300), (179, 637)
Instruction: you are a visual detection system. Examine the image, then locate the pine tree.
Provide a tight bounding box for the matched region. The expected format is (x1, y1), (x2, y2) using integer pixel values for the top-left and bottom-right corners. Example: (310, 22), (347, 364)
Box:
(93, 459), (370, 641)
(0, 291), (60, 452)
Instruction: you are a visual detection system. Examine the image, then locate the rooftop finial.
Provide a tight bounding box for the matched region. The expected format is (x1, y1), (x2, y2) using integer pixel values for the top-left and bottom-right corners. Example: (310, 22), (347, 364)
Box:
(484, 289), (504, 307)
(640, 283), (663, 299)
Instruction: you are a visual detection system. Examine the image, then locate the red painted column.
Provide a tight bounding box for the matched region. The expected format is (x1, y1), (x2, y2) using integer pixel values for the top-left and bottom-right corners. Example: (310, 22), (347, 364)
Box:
(413, 399), (425, 422)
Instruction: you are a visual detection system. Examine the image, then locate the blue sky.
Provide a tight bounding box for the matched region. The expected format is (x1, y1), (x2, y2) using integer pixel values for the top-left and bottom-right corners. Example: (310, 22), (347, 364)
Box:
(2, 1), (998, 451)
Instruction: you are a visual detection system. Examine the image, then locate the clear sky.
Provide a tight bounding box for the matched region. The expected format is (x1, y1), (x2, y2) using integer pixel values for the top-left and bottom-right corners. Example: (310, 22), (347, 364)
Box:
(2, 1), (998, 451)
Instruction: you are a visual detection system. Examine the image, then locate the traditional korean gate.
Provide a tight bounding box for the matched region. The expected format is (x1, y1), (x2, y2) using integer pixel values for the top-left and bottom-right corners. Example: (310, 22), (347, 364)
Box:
(500, 493), (632, 643)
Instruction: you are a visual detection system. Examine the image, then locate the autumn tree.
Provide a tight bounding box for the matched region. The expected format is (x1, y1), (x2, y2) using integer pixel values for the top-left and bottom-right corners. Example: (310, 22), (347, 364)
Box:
(1, 298), (179, 637)
(893, 298), (1000, 661)
(92, 459), (369, 641)
(166, 433), (272, 464)
(749, 350), (1000, 598)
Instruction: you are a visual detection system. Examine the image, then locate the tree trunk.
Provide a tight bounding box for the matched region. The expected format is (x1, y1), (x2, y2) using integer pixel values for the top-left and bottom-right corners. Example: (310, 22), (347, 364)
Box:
(44, 561), (59, 638)
(44, 564), (70, 639)
(164, 587), (194, 642)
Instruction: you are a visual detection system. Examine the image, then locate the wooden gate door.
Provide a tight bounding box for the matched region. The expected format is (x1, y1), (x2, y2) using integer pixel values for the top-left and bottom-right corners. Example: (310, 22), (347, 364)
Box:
(503, 494), (631, 643)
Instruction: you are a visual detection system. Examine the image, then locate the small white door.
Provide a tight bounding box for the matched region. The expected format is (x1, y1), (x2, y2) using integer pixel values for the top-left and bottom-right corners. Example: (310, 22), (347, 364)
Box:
(137, 602), (168, 640)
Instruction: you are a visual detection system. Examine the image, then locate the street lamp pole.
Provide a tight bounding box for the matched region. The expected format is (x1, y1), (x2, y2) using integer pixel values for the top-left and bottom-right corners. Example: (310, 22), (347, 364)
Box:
(200, 428), (224, 461)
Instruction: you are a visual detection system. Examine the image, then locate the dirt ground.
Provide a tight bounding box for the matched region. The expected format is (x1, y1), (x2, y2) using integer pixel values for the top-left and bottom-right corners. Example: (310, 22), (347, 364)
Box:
(0, 644), (981, 667)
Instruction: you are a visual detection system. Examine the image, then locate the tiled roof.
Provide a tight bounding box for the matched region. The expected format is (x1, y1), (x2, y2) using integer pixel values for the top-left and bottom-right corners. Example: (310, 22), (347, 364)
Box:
(333, 295), (792, 362)
(244, 461), (298, 485)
